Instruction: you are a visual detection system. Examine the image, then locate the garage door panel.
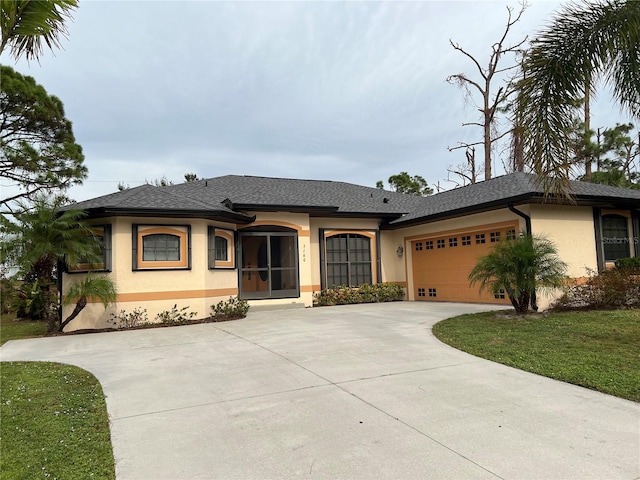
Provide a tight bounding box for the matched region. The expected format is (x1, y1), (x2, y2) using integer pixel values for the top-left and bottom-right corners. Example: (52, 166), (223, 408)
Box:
(411, 225), (516, 304)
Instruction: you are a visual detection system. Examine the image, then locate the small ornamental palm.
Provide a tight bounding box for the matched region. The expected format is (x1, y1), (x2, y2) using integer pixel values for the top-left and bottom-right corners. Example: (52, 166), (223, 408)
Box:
(468, 233), (567, 314)
(62, 274), (117, 332)
(1, 196), (109, 332)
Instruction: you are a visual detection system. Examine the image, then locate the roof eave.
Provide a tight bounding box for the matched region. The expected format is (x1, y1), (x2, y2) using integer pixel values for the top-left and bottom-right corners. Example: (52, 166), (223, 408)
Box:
(383, 193), (540, 230)
(81, 207), (255, 224)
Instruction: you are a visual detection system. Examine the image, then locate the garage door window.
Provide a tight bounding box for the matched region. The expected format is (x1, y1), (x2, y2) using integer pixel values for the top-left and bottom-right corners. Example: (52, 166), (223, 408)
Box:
(326, 234), (372, 287)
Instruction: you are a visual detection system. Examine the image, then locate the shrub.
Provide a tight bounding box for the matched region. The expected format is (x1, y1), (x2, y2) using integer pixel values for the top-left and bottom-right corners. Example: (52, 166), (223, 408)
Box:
(615, 257), (640, 271)
(313, 283), (405, 306)
(155, 304), (198, 325)
(211, 297), (250, 320)
(553, 268), (640, 310)
(108, 307), (149, 329)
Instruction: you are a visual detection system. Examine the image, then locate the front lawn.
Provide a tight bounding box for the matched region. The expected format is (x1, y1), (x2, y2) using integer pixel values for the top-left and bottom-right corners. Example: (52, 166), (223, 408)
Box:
(432, 309), (640, 402)
(0, 313), (47, 346)
(0, 362), (115, 479)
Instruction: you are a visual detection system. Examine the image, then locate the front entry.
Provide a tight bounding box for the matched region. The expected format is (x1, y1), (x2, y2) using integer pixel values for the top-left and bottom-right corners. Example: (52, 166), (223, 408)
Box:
(238, 231), (299, 299)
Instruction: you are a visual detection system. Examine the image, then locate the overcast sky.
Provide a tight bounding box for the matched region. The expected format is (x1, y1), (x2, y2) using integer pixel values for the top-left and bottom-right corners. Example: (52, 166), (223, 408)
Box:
(1, 0), (632, 202)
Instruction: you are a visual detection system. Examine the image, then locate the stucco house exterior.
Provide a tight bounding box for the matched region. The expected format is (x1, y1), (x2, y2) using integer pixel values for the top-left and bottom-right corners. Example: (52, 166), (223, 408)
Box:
(62, 172), (640, 330)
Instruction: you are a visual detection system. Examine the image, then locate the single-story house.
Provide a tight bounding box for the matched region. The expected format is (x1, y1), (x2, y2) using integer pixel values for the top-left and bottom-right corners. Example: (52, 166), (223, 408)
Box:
(62, 172), (640, 330)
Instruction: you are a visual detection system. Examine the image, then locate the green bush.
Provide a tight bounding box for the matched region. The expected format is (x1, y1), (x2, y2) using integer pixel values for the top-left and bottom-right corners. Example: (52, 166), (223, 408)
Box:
(313, 283), (405, 306)
(155, 304), (197, 325)
(615, 257), (640, 271)
(554, 268), (640, 310)
(211, 297), (250, 320)
(1, 279), (48, 319)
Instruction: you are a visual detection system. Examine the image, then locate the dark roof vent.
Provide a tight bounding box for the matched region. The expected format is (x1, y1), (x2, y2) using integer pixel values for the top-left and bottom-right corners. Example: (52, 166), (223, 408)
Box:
(383, 197), (389, 204)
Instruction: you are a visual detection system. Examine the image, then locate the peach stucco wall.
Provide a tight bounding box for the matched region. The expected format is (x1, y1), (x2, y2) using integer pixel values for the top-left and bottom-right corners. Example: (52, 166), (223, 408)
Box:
(61, 212), (318, 331)
(60, 203), (603, 331)
(61, 216), (240, 330)
(529, 204), (597, 309)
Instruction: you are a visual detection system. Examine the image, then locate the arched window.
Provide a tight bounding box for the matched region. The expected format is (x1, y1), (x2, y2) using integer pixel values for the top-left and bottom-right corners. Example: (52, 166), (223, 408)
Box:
(326, 234), (372, 288)
(602, 214), (630, 261)
(215, 236), (228, 261)
(208, 227), (234, 269)
(142, 234), (180, 261)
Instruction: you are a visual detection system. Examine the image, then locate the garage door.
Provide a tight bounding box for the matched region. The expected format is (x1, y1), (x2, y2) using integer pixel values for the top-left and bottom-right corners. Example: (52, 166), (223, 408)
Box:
(411, 223), (518, 304)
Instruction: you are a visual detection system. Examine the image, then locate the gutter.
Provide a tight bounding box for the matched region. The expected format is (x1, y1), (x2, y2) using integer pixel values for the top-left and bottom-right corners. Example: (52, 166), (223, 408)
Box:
(508, 203), (532, 234)
(507, 203), (538, 312)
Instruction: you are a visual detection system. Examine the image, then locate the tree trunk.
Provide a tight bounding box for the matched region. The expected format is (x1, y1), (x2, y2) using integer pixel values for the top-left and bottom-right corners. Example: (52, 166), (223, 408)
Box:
(584, 78), (592, 182)
(40, 282), (57, 333)
(516, 291), (530, 314)
(59, 296), (87, 332)
(512, 124), (525, 172)
(484, 89), (492, 180)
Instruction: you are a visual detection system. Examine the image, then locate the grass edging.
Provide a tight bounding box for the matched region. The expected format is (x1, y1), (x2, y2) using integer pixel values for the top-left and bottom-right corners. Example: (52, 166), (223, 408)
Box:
(432, 309), (640, 402)
(0, 361), (115, 479)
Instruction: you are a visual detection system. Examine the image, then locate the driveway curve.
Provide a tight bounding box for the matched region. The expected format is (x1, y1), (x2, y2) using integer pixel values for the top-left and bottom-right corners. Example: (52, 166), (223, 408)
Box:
(1, 302), (638, 479)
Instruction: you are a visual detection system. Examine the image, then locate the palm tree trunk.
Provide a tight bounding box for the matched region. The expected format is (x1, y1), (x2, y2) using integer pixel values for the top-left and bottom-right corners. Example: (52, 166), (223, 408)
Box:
(40, 282), (57, 333)
(60, 296), (87, 332)
(584, 78), (592, 182)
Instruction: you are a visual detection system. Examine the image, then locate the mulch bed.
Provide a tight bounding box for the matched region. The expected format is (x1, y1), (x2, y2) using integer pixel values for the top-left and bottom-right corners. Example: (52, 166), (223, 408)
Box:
(50, 314), (245, 336)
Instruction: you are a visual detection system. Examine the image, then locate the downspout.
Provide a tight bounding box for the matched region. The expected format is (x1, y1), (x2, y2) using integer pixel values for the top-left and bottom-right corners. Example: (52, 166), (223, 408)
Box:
(507, 204), (538, 311)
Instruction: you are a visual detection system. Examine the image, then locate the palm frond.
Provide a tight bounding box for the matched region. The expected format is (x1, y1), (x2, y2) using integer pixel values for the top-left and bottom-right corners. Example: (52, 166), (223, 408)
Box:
(515, 0), (640, 198)
(468, 232), (567, 312)
(63, 274), (117, 309)
(1, 0), (78, 61)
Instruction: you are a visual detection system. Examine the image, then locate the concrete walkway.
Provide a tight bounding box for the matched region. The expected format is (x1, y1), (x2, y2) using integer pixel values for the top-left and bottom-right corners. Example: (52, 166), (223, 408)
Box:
(1, 302), (638, 479)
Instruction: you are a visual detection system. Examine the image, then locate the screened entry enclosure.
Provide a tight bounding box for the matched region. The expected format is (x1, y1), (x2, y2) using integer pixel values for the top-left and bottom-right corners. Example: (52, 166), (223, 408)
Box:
(239, 231), (299, 299)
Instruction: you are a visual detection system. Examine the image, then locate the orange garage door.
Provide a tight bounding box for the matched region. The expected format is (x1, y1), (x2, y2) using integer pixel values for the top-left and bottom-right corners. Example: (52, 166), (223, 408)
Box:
(411, 224), (517, 304)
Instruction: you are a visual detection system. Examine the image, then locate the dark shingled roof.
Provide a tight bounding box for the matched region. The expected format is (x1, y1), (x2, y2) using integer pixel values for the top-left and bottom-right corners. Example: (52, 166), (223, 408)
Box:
(66, 172), (640, 225)
(65, 183), (253, 222)
(168, 175), (425, 216)
(387, 172), (640, 227)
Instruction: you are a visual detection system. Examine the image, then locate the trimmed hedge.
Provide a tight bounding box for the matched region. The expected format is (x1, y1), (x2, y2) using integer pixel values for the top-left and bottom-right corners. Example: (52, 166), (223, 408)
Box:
(615, 257), (640, 271)
(313, 283), (405, 306)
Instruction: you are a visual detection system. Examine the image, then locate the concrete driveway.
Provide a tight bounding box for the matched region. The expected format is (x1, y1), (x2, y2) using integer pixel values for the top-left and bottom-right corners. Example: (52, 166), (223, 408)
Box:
(1, 302), (638, 479)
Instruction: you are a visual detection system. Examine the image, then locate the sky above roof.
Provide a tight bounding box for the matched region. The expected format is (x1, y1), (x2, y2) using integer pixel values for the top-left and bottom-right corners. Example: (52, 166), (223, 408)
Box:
(2, 0), (632, 202)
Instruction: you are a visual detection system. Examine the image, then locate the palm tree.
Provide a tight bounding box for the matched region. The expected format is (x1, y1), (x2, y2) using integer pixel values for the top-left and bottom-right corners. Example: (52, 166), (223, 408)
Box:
(61, 274), (117, 332)
(468, 233), (567, 314)
(0, 0), (78, 61)
(0, 196), (108, 332)
(516, 0), (640, 197)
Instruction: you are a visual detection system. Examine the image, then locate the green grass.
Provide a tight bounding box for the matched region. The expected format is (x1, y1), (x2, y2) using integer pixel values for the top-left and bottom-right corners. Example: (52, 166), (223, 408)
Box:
(0, 362), (115, 480)
(0, 313), (47, 346)
(433, 309), (640, 402)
